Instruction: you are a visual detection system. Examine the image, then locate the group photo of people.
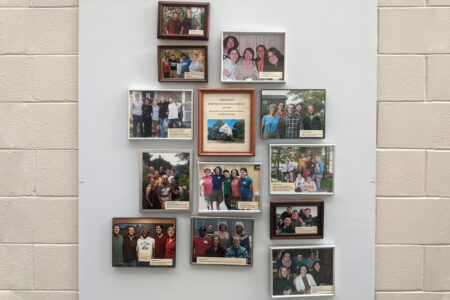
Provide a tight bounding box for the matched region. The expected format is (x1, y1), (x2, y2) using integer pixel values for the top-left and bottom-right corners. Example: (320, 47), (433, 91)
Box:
(112, 219), (176, 268)
(191, 218), (253, 266)
(222, 32), (285, 81)
(275, 206), (318, 235)
(271, 247), (334, 296)
(159, 47), (206, 81)
(270, 146), (334, 194)
(158, 4), (206, 38)
(261, 89), (325, 139)
(129, 90), (192, 139)
(141, 151), (191, 210)
(198, 163), (261, 212)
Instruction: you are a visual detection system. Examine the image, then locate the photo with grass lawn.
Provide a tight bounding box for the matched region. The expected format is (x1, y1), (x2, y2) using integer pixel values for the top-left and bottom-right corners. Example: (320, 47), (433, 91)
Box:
(207, 119), (245, 144)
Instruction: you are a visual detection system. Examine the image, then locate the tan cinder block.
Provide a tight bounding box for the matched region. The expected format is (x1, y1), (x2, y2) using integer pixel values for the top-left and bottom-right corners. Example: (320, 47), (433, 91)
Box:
(427, 151), (450, 197)
(428, 55), (450, 101)
(0, 198), (34, 243)
(377, 198), (450, 244)
(431, 103), (450, 148)
(424, 246), (450, 291)
(0, 56), (33, 102)
(0, 103), (78, 149)
(0, 151), (34, 196)
(0, 9), (78, 54)
(379, 0), (426, 6)
(377, 292), (450, 300)
(32, 56), (78, 101)
(378, 103), (431, 148)
(376, 150), (425, 196)
(0, 245), (33, 289)
(0, 0), (29, 6)
(36, 150), (78, 196)
(376, 245), (423, 290)
(34, 245), (78, 290)
(0, 291), (78, 300)
(379, 8), (450, 54)
(32, 0), (78, 6)
(429, 0), (450, 5)
(378, 56), (425, 101)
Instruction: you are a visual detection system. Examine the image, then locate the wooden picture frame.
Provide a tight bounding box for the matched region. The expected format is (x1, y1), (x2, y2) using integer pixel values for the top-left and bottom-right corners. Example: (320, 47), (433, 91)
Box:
(158, 45), (208, 82)
(270, 200), (324, 240)
(157, 1), (210, 40)
(198, 88), (256, 156)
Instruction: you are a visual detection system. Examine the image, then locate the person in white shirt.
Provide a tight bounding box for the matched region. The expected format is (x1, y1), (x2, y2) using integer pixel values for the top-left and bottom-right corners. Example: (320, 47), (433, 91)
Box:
(166, 97), (191, 129)
(288, 157), (297, 173)
(295, 265), (317, 294)
(280, 160), (289, 182)
(130, 93), (143, 137)
(136, 230), (155, 266)
(295, 173), (305, 192)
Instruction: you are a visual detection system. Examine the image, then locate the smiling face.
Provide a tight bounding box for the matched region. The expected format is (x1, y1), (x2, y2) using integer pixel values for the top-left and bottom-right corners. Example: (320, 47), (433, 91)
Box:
(256, 46), (265, 59)
(244, 49), (253, 60)
(232, 236), (240, 248)
(283, 217), (292, 227)
(113, 225), (120, 235)
(308, 105), (314, 114)
(226, 38), (234, 49)
(135, 93), (140, 101)
(314, 262), (321, 272)
(269, 106), (276, 114)
(204, 169), (211, 176)
(172, 12), (178, 20)
(240, 169), (247, 178)
(300, 265), (307, 277)
(268, 51), (278, 65)
(278, 103), (285, 112)
(212, 236), (219, 246)
(187, 9), (193, 18)
(229, 49), (239, 63)
(287, 104), (294, 114)
(167, 227), (174, 238)
(128, 227), (135, 236)
(155, 225), (162, 235)
(280, 266), (288, 278)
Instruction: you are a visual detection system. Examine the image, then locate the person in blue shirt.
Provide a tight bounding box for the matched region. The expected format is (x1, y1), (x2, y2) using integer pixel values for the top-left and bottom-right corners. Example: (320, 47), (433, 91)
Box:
(225, 235), (249, 264)
(239, 167), (253, 202)
(312, 155), (324, 192)
(211, 166), (224, 210)
(261, 104), (281, 139)
(170, 166), (180, 184)
(179, 53), (192, 77)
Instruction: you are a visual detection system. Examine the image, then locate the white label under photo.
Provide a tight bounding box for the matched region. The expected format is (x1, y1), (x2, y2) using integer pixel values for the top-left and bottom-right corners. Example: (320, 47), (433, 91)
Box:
(189, 29), (204, 35)
(149, 259), (173, 266)
(167, 128), (192, 139)
(300, 130), (324, 138)
(165, 201), (190, 210)
(185, 72), (204, 80)
(196, 257), (247, 265)
(295, 226), (318, 234)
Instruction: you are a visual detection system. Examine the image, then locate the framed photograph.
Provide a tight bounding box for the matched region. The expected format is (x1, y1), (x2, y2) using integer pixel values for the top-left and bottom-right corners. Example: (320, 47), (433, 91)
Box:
(190, 217), (254, 266)
(198, 88), (256, 156)
(128, 89), (193, 140)
(158, 45), (208, 82)
(221, 31), (286, 83)
(261, 89), (326, 139)
(270, 144), (335, 195)
(112, 218), (176, 268)
(198, 162), (261, 214)
(140, 150), (192, 211)
(157, 1), (209, 40)
(270, 201), (324, 240)
(270, 246), (335, 297)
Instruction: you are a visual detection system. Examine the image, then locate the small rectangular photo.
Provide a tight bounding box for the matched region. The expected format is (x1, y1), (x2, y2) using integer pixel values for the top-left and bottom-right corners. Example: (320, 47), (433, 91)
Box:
(221, 31), (286, 83)
(128, 89), (193, 139)
(270, 145), (334, 195)
(158, 45), (208, 82)
(198, 162), (261, 213)
(261, 90), (325, 139)
(271, 246), (335, 297)
(190, 217), (254, 266)
(157, 1), (209, 40)
(207, 119), (245, 144)
(112, 218), (176, 268)
(270, 201), (324, 239)
(140, 150), (192, 211)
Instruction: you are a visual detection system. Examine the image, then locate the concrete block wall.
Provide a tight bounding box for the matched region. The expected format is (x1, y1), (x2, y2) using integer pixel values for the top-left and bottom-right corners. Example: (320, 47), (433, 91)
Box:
(0, 0), (449, 298)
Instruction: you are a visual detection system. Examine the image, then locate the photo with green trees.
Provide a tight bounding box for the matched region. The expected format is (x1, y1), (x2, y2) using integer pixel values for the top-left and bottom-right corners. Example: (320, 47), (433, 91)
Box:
(207, 119), (245, 143)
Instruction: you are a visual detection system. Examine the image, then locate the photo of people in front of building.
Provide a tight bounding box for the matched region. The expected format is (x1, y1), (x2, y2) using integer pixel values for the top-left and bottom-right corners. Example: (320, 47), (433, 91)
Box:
(129, 90), (192, 139)
(191, 217), (253, 266)
(112, 218), (176, 268)
(271, 247), (334, 297)
(159, 47), (206, 81)
(261, 89), (325, 139)
(198, 163), (261, 212)
(270, 145), (334, 194)
(222, 32), (286, 82)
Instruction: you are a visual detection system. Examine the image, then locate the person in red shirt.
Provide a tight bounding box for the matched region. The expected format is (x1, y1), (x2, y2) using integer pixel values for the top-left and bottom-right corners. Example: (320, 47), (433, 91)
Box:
(192, 226), (211, 262)
(200, 168), (213, 210)
(165, 12), (182, 34)
(165, 226), (176, 260)
(153, 224), (168, 259)
(162, 57), (170, 78)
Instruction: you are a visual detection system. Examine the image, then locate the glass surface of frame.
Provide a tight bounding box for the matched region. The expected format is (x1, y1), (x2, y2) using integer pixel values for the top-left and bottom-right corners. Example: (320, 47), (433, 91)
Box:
(261, 89), (325, 139)
(198, 162), (262, 214)
(270, 245), (335, 298)
(140, 149), (192, 211)
(190, 216), (254, 267)
(269, 144), (335, 195)
(158, 45), (208, 82)
(221, 31), (286, 83)
(112, 218), (177, 268)
(128, 89), (193, 140)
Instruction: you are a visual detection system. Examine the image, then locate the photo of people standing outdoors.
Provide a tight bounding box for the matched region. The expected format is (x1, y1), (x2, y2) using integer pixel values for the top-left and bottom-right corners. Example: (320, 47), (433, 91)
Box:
(129, 90), (192, 139)
(271, 246), (334, 297)
(261, 89), (325, 139)
(158, 2), (209, 40)
(140, 150), (191, 211)
(191, 217), (254, 266)
(270, 145), (334, 195)
(198, 163), (261, 213)
(221, 32), (286, 82)
(158, 46), (207, 82)
(270, 201), (324, 239)
(112, 218), (176, 268)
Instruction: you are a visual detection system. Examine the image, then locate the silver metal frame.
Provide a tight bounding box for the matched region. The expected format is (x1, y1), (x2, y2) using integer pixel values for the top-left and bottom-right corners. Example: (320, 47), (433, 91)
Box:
(197, 161), (263, 214)
(269, 245), (335, 298)
(220, 31), (287, 83)
(269, 144), (335, 196)
(128, 89), (194, 140)
(139, 149), (193, 212)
